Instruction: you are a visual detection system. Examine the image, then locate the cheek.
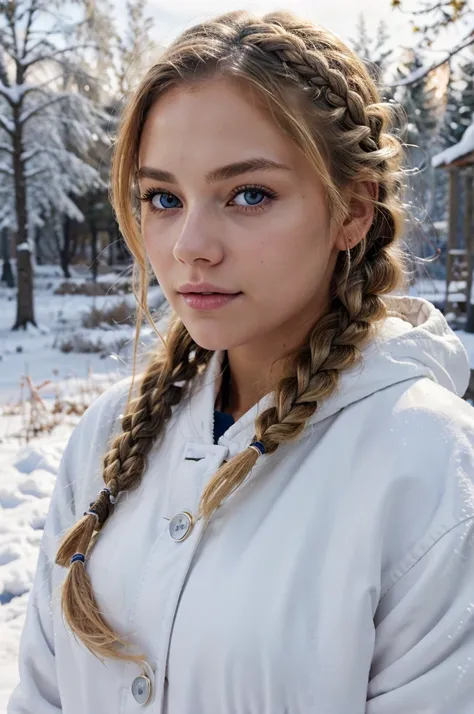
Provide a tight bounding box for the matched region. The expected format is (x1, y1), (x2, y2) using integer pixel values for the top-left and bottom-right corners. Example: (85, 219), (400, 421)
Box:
(250, 213), (333, 298)
(142, 220), (171, 272)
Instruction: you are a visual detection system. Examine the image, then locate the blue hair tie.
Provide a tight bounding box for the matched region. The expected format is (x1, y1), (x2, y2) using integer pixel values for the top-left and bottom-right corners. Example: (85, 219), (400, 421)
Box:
(70, 553), (85, 565)
(249, 440), (265, 457)
(100, 487), (117, 505)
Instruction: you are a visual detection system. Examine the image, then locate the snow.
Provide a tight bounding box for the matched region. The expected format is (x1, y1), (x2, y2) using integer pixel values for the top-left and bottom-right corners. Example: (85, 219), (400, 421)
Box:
(432, 119), (474, 168)
(457, 330), (474, 370)
(0, 430), (73, 710)
(396, 62), (429, 87)
(0, 83), (31, 104)
(393, 32), (474, 90)
(15, 242), (31, 252)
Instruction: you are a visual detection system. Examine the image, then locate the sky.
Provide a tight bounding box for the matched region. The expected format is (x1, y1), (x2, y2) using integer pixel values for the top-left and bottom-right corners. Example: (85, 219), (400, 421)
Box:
(113, 0), (415, 49)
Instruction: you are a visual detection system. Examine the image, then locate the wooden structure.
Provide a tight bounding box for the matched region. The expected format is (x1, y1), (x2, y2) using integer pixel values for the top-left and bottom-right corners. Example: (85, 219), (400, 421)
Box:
(432, 120), (474, 328)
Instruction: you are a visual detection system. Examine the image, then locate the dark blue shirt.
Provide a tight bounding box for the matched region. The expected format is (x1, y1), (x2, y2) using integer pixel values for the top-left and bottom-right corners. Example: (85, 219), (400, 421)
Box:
(213, 409), (234, 444)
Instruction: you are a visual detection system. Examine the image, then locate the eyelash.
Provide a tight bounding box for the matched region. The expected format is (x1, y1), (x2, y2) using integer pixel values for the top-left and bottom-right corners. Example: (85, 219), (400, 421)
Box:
(138, 183), (279, 215)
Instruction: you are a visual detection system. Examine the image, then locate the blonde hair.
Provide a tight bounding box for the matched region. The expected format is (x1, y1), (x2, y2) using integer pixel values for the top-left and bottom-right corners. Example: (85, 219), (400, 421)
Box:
(56, 9), (406, 660)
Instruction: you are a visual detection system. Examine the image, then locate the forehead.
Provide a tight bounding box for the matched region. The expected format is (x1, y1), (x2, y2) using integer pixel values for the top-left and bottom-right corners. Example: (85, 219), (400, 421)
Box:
(138, 76), (303, 174)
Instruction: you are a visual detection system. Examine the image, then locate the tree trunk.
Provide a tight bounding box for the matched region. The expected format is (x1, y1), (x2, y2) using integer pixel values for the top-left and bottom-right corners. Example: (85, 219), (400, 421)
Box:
(34, 225), (43, 265)
(60, 214), (72, 278)
(12, 105), (36, 330)
(14, 247), (36, 329)
(108, 230), (115, 266)
(90, 218), (98, 282)
(1, 229), (15, 288)
(465, 168), (474, 333)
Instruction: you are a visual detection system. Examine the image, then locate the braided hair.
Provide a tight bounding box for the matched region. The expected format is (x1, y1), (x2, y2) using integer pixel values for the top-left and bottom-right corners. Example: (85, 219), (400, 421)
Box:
(56, 9), (406, 660)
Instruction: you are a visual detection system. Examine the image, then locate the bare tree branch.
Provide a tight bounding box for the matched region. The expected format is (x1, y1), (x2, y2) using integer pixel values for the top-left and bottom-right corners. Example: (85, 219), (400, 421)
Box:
(20, 93), (68, 123)
(0, 114), (14, 135)
(21, 0), (40, 60)
(389, 28), (474, 86)
(22, 42), (97, 71)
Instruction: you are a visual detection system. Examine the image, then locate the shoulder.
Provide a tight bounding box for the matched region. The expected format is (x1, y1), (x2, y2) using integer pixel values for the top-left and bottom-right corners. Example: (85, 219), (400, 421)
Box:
(378, 376), (474, 449)
(355, 374), (474, 450)
(373, 376), (474, 514)
(59, 375), (139, 510)
(357, 378), (474, 590)
(69, 375), (135, 451)
(78, 375), (136, 436)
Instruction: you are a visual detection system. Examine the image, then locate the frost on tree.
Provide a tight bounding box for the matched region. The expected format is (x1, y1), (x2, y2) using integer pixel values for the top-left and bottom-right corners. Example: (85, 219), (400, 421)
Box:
(0, 0), (111, 329)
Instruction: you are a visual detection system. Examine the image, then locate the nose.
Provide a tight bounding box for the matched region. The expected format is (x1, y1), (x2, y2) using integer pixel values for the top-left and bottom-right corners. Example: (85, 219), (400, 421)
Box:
(173, 209), (224, 266)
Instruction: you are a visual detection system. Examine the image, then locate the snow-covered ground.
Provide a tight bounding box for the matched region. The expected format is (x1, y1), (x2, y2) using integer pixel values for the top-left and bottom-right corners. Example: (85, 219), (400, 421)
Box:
(0, 268), (473, 710)
(0, 265), (167, 406)
(0, 429), (73, 710)
(0, 266), (168, 709)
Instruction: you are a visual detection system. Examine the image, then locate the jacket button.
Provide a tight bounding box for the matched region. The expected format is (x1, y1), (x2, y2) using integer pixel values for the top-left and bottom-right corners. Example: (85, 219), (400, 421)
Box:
(131, 674), (152, 705)
(169, 511), (194, 541)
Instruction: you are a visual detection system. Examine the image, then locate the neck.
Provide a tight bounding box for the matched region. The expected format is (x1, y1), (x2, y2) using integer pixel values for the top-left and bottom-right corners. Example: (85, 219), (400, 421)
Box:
(223, 348), (280, 421)
(224, 300), (330, 421)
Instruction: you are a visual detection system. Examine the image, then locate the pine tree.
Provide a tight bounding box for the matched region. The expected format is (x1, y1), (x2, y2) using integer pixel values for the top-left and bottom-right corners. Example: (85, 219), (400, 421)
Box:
(397, 49), (440, 147)
(115, 0), (157, 98)
(350, 14), (394, 97)
(0, 0), (111, 328)
(458, 56), (474, 135)
(438, 63), (464, 148)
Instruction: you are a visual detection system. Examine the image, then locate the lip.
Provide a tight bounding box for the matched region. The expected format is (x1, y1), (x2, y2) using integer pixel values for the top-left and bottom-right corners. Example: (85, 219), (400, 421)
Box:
(180, 293), (241, 310)
(177, 283), (242, 311)
(178, 282), (239, 295)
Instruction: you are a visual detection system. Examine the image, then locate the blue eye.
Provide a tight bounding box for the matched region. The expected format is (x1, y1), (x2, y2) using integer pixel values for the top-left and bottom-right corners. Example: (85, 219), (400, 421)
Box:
(138, 189), (182, 213)
(233, 189), (265, 206)
(154, 192), (181, 209)
(138, 183), (277, 215)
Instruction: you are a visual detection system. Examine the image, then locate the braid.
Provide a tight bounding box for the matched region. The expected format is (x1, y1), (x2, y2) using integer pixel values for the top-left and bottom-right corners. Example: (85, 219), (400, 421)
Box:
(200, 241), (395, 518)
(238, 24), (378, 152)
(56, 317), (211, 659)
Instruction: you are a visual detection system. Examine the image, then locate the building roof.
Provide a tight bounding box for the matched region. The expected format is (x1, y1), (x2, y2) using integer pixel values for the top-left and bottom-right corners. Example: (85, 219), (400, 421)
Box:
(432, 120), (474, 168)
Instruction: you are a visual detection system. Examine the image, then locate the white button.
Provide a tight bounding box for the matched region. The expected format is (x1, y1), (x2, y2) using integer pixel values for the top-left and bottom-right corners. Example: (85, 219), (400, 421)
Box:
(131, 674), (152, 705)
(169, 511), (194, 541)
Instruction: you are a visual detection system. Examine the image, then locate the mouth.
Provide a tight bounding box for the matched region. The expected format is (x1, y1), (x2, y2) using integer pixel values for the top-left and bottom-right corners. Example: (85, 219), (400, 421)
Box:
(178, 289), (243, 311)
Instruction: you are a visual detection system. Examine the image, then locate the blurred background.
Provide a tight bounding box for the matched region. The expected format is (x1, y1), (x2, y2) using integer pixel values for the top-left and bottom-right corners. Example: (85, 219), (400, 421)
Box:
(0, 2), (473, 705)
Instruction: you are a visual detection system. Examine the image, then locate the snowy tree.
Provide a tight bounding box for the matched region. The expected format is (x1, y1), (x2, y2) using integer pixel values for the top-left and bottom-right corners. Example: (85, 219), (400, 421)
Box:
(458, 54), (474, 134)
(115, 0), (157, 98)
(436, 61), (467, 150)
(389, 1), (474, 85)
(396, 49), (440, 148)
(390, 0), (472, 45)
(0, 0), (112, 329)
(350, 14), (394, 97)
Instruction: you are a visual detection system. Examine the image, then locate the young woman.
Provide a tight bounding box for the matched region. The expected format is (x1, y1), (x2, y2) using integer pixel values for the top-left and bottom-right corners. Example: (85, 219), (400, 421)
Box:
(9, 10), (474, 714)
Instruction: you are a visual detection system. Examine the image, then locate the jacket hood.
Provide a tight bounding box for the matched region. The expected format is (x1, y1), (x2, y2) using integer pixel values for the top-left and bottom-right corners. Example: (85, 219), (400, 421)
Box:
(321, 294), (470, 420)
(200, 296), (470, 444)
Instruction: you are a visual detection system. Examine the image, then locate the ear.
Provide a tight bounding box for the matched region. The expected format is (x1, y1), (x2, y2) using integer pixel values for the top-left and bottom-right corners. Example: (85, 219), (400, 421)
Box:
(334, 181), (379, 252)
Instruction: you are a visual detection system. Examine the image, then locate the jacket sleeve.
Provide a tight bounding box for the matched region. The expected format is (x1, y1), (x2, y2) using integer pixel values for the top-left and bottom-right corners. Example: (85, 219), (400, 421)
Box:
(367, 515), (474, 713)
(7, 380), (130, 714)
(7, 421), (80, 713)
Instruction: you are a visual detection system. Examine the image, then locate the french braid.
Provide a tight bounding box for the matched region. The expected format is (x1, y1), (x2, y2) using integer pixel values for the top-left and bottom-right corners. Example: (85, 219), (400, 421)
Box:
(57, 9), (405, 659)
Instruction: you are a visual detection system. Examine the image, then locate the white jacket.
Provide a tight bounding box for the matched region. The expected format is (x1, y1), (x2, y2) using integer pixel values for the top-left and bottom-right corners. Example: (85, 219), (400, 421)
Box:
(8, 296), (474, 714)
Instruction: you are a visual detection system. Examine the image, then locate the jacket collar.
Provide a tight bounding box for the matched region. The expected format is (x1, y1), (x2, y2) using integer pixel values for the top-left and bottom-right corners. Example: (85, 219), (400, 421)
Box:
(175, 295), (470, 458)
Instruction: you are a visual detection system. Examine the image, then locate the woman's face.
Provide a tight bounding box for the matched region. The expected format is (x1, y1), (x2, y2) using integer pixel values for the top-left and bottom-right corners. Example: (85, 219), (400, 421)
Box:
(138, 76), (345, 354)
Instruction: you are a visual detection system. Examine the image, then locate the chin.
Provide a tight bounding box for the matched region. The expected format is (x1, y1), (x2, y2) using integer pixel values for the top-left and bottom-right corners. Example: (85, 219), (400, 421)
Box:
(182, 320), (250, 352)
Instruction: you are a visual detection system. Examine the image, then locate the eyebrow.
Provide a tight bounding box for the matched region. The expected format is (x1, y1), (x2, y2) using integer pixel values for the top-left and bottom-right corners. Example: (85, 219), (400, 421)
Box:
(136, 157), (291, 184)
